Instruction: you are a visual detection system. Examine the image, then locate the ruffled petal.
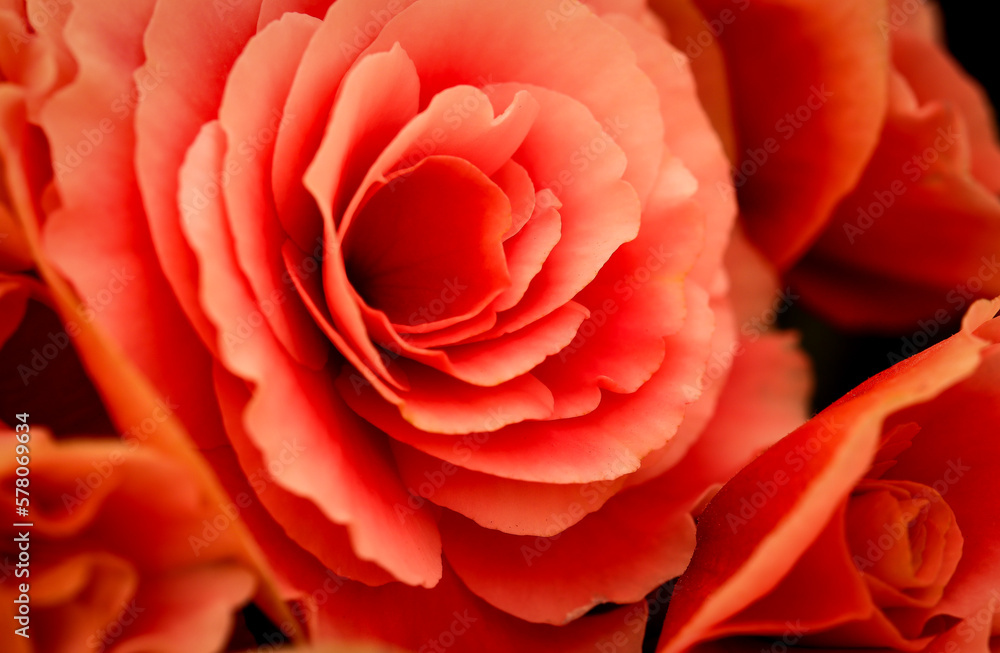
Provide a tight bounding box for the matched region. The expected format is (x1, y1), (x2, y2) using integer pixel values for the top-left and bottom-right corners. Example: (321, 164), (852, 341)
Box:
(366, 0), (665, 206)
(442, 487), (694, 625)
(180, 121), (442, 588)
(40, 0), (227, 443)
(217, 12), (330, 368)
(361, 283), (712, 483)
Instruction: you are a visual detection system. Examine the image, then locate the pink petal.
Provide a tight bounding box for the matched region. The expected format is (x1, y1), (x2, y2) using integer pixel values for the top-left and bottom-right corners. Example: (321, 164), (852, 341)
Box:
(217, 12), (330, 368)
(356, 283), (713, 483)
(391, 442), (624, 537)
(339, 358), (555, 435)
(180, 121), (442, 587)
(604, 13), (737, 289)
(441, 485), (694, 625)
(464, 83), (641, 342)
(134, 0), (264, 344)
(302, 42), (420, 242)
(271, 0), (419, 246)
(529, 179), (703, 411)
(439, 302), (590, 386)
(340, 156), (511, 330)
(40, 0), (226, 441)
(494, 160), (536, 241)
(630, 330), (811, 491)
(492, 192), (562, 313)
(213, 366), (399, 587)
(366, 0), (664, 206)
(335, 84), (540, 238)
(892, 29), (1000, 191)
(119, 566), (257, 653)
(315, 86), (539, 390)
(311, 565), (648, 653)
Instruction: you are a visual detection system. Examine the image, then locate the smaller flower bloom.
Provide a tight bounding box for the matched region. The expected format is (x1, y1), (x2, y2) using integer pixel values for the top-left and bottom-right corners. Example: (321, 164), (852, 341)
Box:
(658, 296), (1000, 653)
(0, 429), (256, 653)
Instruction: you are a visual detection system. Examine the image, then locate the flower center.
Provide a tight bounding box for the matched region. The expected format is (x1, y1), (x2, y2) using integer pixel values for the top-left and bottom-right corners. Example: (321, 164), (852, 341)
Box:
(845, 478), (963, 638)
(341, 155), (511, 330)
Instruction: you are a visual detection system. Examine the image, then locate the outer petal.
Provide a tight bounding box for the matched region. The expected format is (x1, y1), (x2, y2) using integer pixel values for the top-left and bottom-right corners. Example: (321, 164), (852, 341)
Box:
(206, 451), (649, 653)
(180, 121), (442, 588)
(441, 487), (694, 625)
(602, 12), (736, 289)
(213, 365), (399, 587)
(311, 566), (648, 653)
(891, 27), (1000, 191)
(392, 443), (623, 537)
(217, 11), (330, 368)
(692, 0), (889, 267)
(134, 0), (265, 347)
(648, 0), (737, 160)
(39, 0), (227, 443)
(629, 330), (811, 491)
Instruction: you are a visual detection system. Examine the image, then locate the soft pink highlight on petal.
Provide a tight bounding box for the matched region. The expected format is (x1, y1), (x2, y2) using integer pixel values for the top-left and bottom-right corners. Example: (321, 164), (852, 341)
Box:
(40, 0), (227, 444)
(271, 0), (419, 244)
(180, 121), (442, 588)
(302, 42), (420, 242)
(354, 284), (713, 483)
(366, 0), (665, 206)
(493, 196), (562, 313)
(218, 12), (330, 369)
(339, 358), (555, 435)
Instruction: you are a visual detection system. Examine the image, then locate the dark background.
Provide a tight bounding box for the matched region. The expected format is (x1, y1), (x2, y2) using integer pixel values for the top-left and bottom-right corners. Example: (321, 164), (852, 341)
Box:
(938, 1), (998, 108)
